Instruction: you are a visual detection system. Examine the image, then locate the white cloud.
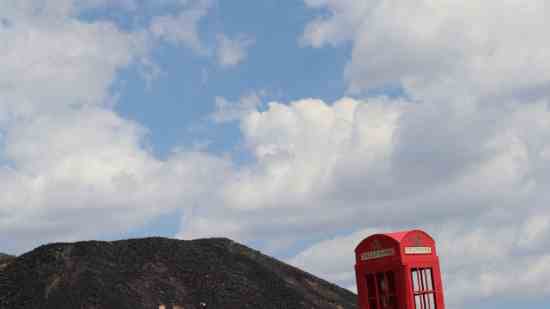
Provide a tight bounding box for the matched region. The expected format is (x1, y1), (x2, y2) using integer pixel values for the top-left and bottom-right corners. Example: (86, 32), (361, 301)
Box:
(263, 1), (550, 307)
(211, 93), (262, 123)
(0, 0), (228, 253)
(289, 227), (380, 288)
(178, 94), (550, 308)
(180, 97), (407, 245)
(301, 0), (371, 47)
(216, 34), (255, 67)
(149, 0), (212, 53)
(301, 0), (550, 102)
(228, 97), (403, 210)
(0, 17), (138, 121)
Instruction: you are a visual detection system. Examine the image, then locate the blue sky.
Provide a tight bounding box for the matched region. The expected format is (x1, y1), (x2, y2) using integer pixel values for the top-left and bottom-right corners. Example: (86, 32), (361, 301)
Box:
(111, 1), (349, 158)
(2, 1), (550, 308)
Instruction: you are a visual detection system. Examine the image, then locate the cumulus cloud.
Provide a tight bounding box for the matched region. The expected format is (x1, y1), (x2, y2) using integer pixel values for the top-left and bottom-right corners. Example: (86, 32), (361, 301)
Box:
(210, 93), (262, 123)
(0, 0), (227, 253)
(180, 96), (406, 244)
(149, 0), (212, 53)
(302, 0), (550, 102)
(216, 34), (255, 67)
(285, 1), (550, 307)
(301, 0), (371, 47)
(180, 94), (550, 308)
(289, 227), (381, 290)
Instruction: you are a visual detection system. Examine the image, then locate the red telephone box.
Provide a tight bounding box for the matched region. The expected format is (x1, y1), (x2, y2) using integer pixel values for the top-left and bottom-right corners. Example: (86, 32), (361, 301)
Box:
(355, 230), (445, 309)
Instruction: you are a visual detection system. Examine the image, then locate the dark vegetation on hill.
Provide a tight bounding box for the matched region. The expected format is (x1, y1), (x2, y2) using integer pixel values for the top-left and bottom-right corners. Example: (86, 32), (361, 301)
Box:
(0, 253), (15, 267)
(0, 253), (14, 261)
(0, 237), (357, 309)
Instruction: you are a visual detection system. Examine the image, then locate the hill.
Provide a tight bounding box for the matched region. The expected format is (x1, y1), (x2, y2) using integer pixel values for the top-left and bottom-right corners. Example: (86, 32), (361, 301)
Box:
(0, 253), (15, 268)
(0, 253), (14, 261)
(0, 237), (357, 309)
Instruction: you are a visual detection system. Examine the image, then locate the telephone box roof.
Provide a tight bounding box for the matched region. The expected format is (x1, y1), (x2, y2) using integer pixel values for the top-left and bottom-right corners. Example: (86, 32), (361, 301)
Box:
(354, 229), (434, 253)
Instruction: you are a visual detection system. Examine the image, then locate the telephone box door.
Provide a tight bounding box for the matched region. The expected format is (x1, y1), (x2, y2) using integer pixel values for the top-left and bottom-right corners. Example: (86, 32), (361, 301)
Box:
(365, 268), (400, 309)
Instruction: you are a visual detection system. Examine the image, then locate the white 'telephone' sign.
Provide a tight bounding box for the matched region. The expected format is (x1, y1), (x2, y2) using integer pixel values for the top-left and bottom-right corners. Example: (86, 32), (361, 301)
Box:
(405, 247), (432, 255)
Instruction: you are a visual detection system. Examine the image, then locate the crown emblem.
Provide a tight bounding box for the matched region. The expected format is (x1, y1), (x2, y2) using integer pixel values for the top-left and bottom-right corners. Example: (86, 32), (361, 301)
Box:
(371, 239), (382, 250)
(412, 235), (423, 246)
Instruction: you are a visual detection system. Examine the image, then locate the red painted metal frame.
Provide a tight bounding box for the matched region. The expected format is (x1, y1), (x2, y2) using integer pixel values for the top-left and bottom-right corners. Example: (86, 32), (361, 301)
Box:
(354, 230), (445, 309)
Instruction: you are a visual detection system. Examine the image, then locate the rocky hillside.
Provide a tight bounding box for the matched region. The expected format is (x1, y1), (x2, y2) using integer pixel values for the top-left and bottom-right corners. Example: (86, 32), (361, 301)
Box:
(0, 237), (357, 309)
(0, 253), (14, 268)
(0, 253), (14, 262)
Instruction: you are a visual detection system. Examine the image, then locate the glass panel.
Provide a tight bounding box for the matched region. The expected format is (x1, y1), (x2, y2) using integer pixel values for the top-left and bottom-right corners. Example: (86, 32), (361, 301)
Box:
(425, 269), (434, 290)
(377, 273), (389, 309)
(414, 295), (422, 309)
(380, 295), (389, 308)
(386, 271), (396, 293)
(367, 274), (376, 298)
(377, 272), (387, 294)
(428, 293), (436, 309)
(412, 268), (438, 309)
(412, 269), (420, 292)
(424, 294), (430, 309)
(388, 296), (397, 309)
(369, 299), (378, 309)
(420, 268), (428, 291)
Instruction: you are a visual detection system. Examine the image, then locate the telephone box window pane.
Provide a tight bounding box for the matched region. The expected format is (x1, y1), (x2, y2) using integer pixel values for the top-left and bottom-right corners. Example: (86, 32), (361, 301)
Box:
(415, 295), (422, 309)
(412, 268), (437, 309)
(424, 294), (430, 309)
(417, 269), (423, 292)
(425, 269), (433, 290)
(380, 295), (396, 309)
(388, 296), (397, 309)
(421, 269), (428, 292)
(377, 273), (387, 294)
(386, 271), (396, 293)
(412, 269), (420, 292)
(369, 299), (378, 309)
(428, 293), (435, 309)
(367, 274), (376, 298)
